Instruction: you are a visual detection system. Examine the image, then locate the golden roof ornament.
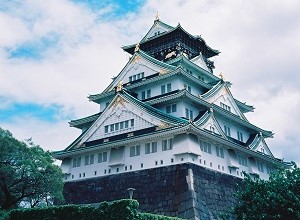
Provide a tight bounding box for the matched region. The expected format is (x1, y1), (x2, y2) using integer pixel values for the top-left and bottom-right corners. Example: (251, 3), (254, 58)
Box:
(117, 80), (123, 92)
(155, 12), (159, 21)
(134, 43), (140, 52)
(219, 72), (225, 81)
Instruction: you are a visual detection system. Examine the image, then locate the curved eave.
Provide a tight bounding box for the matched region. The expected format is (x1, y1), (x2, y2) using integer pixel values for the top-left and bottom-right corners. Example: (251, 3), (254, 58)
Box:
(69, 112), (102, 129)
(200, 80), (224, 99)
(166, 55), (220, 81)
(139, 19), (175, 43)
(123, 23), (220, 58)
(146, 89), (273, 138)
(53, 123), (282, 167)
(89, 67), (214, 104)
(121, 90), (189, 125)
(102, 49), (176, 94)
(235, 99), (254, 113)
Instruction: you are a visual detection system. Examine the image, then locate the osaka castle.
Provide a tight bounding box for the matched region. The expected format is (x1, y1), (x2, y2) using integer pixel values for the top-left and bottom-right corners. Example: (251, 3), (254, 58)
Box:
(54, 16), (288, 219)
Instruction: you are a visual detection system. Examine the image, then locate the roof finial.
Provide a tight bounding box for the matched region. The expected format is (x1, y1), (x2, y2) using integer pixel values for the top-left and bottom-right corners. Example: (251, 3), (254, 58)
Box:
(117, 80), (123, 92)
(134, 43), (140, 52)
(155, 12), (159, 21)
(219, 72), (225, 81)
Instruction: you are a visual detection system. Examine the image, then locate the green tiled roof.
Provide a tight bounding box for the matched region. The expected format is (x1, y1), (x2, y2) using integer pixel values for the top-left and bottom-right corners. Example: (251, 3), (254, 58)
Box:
(69, 112), (102, 128)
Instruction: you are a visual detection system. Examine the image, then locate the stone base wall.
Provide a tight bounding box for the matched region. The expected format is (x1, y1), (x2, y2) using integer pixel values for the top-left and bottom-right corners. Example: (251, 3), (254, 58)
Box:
(63, 163), (242, 219)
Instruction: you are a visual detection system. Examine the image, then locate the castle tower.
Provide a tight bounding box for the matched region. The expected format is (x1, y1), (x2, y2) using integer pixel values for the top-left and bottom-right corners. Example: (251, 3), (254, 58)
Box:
(54, 18), (288, 219)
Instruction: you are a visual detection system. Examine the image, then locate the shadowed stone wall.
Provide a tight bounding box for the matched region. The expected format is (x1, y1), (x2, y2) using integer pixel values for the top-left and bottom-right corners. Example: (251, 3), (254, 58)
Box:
(63, 163), (242, 219)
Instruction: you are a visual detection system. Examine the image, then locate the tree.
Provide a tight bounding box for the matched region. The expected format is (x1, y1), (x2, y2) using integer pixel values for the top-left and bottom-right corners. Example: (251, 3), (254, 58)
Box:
(233, 162), (300, 219)
(0, 127), (64, 210)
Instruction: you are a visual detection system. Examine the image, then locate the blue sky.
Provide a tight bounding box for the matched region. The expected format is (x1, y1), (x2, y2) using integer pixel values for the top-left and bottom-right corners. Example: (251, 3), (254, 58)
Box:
(0, 0), (300, 165)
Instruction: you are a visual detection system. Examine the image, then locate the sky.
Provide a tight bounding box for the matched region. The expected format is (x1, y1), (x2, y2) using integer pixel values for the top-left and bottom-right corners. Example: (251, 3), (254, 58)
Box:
(0, 0), (300, 165)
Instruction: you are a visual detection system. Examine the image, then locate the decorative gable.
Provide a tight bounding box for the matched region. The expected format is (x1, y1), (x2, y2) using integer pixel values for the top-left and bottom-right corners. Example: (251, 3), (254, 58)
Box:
(140, 20), (174, 42)
(104, 51), (174, 92)
(194, 110), (227, 139)
(201, 82), (247, 120)
(72, 93), (180, 149)
(190, 53), (210, 72)
(248, 134), (274, 157)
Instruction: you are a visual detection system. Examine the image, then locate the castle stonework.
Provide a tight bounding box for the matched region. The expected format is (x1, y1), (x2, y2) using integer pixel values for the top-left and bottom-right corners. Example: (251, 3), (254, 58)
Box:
(54, 18), (289, 219)
(63, 163), (242, 219)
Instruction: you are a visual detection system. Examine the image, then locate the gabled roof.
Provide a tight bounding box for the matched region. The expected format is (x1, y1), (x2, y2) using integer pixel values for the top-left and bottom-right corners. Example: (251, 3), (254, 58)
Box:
(102, 50), (176, 93)
(122, 21), (220, 58)
(234, 99), (254, 113)
(63, 90), (189, 152)
(200, 80), (248, 120)
(247, 133), (274, 157)
(166, 54), (220, 82)
(69, 112), (102, 129)
(139, 19), (175, 43)
(54, 122), (282, 166)
(89, 66), (213, 104)
(146, 89), (273, 138)
(193, 109), (227, 139)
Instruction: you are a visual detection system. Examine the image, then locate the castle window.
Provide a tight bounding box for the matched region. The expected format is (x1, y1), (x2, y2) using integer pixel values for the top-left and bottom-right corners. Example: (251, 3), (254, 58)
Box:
(141, 163), (143, 168)
(166, 104), (177, 113)
(267, 166), (274, 174)
(84, 154), (94, 165)
(116, 168), (119, 172)
(162, 138), (173, 151)
(130, 145), (140, 157)
(224, 125), (231, 136)
(160, 160), (163, 164)
(185, 108), (193, 120)
(104, 119), (134, 133)
(145, 142), (157, 154)
(83, 173), (85, 177)
(72, 157), (81, 167)
(220, 102), (231, 112)
(199, 140), (211, 154)
(131, 119), (134, 127)
(129, 72), (144, 82)
(216, 146), (224, 158)
(161, 85), (166, 94)
(147, 89), (151, 98)
(94, 171), (97, 176)
(237, 131), (243, 142)
(98, 152), (107, 163)
(257, 161), (264, 172)
(141, 91), (146, 100)
(238, 155), (248, 166)
(171, 158), (174, 163)
(167, 83), (172, 92)
(187, 85), (191, 93)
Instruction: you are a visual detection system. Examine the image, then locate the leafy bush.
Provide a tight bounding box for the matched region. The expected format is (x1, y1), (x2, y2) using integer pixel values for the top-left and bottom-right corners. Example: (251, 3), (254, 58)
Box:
(10, 199), (140, 220)
(138, 213), (183, 220)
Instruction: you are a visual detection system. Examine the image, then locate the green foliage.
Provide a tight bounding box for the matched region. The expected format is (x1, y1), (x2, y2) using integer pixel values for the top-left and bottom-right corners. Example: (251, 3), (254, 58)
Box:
(234, 163), (300, 220)
(0, 127), (64, 210)
(137, 212), (183, 220)
(0, 209), (10, 220)
(8, 199), (183, 220)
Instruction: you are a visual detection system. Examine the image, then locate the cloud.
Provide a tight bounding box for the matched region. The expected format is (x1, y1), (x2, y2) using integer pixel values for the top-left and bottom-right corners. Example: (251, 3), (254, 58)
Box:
(0, 0), (299, 166)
